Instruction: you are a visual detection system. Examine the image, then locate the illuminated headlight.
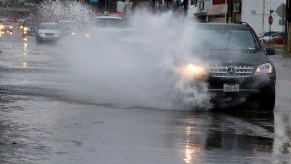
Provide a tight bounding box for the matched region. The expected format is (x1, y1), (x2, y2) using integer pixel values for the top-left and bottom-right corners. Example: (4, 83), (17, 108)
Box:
(0, 25), (3, 29)
(255, 63), (273, 75)
(20, 26), (23, 29)
(24, 27), (28, 31)
(85, 33), (90, 38)
(9, 26), (13, 29)
(181, 64), (207, 79)
(72, 32), (75, 35)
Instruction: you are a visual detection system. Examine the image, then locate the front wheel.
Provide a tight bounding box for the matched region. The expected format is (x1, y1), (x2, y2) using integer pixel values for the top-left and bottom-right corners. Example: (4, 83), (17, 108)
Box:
(259, 88), (275, 111)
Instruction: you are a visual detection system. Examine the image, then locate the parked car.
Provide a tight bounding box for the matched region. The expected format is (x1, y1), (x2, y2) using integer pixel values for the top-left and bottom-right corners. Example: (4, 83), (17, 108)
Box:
(22, 18), (40, 37)
(179, 23), (276, 111)
(269, 32), (285, 45)
(258, 31), (279, 43)
(260, 31), (285, 44)
(36, 22), (61, 43)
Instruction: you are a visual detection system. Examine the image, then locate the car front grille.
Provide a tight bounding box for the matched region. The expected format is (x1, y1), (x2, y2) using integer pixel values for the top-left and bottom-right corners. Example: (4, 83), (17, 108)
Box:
(45, 33), (54, 36)
(209, 65), (254, 78)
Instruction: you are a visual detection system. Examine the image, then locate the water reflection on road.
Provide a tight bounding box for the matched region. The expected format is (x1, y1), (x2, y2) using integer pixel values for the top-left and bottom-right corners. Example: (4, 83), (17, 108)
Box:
(0, 95), (290, 163)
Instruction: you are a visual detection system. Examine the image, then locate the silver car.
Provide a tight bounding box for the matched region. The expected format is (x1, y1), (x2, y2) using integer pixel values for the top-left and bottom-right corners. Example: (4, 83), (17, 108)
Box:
(36, 22), (61, 43)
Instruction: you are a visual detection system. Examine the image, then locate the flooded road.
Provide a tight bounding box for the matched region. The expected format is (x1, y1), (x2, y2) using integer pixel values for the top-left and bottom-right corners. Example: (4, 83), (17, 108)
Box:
(0, 27), (291, 164)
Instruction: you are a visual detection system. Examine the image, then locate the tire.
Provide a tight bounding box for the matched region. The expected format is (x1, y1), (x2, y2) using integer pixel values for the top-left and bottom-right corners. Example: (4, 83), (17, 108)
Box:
(259, 88), (275, 111)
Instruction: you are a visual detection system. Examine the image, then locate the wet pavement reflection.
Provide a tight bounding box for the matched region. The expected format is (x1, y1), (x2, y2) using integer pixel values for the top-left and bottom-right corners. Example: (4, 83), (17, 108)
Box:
(1, 93), (291, 163)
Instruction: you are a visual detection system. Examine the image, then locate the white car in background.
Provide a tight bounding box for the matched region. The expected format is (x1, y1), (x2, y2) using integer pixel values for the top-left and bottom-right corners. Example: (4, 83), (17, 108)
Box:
(36, 22), (61, 43)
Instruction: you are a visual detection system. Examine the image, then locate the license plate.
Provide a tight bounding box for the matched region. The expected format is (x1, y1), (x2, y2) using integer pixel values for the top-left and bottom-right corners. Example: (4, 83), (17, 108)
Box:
(223, 84), (239, 92)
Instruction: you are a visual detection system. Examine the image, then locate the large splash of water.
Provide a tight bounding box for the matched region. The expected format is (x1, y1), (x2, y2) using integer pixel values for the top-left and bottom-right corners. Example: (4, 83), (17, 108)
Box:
(38, 1), (212, 111)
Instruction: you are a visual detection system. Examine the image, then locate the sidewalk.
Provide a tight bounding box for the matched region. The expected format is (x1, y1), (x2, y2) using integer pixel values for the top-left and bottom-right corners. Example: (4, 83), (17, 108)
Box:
(263, 43), (291, 58)
(274, 47), (291, 58)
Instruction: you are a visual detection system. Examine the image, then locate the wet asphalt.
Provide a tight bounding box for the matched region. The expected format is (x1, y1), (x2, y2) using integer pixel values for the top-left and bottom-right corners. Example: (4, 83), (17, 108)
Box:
(0, 28), (291, 164)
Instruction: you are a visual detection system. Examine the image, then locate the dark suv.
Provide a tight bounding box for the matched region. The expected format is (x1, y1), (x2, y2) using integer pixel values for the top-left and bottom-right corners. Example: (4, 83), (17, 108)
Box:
(22, 18), (40, 37)
(182, 23), (276, 111)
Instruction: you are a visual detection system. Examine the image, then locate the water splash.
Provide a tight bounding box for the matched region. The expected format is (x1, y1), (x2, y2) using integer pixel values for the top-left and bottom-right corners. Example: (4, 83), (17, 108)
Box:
(39, 2), (212, 111)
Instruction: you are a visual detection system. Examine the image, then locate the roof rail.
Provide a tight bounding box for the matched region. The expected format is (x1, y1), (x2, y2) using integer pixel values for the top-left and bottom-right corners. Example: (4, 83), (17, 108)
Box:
(238, 22), (251, 27)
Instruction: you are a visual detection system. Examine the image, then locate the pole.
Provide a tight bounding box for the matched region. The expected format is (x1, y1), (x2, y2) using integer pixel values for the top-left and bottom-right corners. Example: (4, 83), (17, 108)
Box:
(284, 0), (289, 51)
(225, 0), (227, 23)
(184, 0), (188, 17)
(262, 0), (265, 33)
(269, 7), (271, 32)
(227, 0), (233, 23)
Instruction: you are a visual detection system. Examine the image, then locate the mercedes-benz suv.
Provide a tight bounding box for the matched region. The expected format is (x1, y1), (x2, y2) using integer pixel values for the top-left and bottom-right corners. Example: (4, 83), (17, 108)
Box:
(180, 23), (276, 111)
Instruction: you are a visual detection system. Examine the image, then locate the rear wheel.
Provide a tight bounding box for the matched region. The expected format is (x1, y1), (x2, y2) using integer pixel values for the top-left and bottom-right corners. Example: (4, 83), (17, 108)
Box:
(259, 88), (275, 111)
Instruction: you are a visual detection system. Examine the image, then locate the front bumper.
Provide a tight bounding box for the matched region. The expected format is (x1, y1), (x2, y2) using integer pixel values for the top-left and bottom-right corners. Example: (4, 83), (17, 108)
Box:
(37, 34), (61, 41)
(207, 74), (275, 101)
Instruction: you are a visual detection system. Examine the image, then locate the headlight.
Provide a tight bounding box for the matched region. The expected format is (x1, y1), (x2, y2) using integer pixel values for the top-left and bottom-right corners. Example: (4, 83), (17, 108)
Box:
(24, 27), (28, 31)
(72, 32), (75, 35)
(0, 25), (3, 29)
(180, 64), (207, 79)
(85, 33), (90, 38)
(255, 63), (273, 75)
(9, 26), (13, 29)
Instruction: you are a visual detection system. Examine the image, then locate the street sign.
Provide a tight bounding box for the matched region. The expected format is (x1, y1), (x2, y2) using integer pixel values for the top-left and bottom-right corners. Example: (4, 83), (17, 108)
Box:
(275, 3), (286, 18)
(279, 19), (285, 25)
(268, 15), (273, 25)
(90, 0), (98, 2)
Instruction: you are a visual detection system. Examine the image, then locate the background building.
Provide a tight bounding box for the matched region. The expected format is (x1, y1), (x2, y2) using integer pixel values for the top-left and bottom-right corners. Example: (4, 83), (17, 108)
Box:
(194, 0), (286, 34)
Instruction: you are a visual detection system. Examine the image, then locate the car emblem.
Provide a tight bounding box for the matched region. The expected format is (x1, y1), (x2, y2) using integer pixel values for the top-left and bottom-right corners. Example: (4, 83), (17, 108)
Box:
(226, 66), (236, 76)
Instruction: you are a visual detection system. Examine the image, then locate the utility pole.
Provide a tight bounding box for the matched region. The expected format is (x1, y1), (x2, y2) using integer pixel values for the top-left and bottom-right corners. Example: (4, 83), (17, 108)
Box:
(269, 7), (274, 32)
(225, 0), (227, 23)
(285, 0), (290, 51)
(184, 0), (188, 17)
(262, 0), (265, 33)
(227, 0), (233, 23)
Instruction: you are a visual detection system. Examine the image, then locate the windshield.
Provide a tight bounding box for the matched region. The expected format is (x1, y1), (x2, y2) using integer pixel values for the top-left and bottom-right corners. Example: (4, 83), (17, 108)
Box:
(39, 24), (59, 30)
(194, 28), (258, 51)
(95, 18), (124, 28)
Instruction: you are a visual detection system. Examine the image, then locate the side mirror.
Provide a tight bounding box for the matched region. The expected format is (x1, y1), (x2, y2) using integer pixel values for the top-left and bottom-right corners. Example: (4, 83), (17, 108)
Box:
(266, 48), (275, 55)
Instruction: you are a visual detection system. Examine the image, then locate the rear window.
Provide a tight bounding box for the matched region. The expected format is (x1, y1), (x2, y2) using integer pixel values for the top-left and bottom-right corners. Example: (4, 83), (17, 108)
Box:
(25, 19), (40, 26)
